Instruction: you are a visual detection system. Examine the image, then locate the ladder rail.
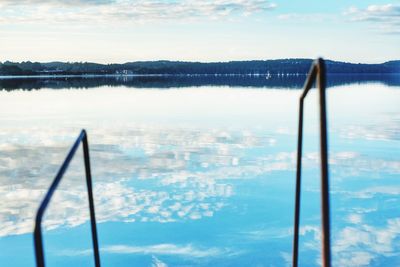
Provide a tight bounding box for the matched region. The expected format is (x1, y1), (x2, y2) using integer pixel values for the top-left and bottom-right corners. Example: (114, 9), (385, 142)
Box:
(292, 58), (331, 267)
(33, 130), (101, 267)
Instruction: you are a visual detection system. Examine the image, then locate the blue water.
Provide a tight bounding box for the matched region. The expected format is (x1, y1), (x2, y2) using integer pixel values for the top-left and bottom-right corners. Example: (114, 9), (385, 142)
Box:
(0, 80), (399, 266)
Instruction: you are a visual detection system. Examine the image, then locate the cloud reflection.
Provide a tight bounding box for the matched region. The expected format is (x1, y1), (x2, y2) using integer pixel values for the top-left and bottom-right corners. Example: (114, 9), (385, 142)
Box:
(1, 124), (400, 238)
(60, 243), (228, 258)
(0, 126), (278, 237)
(334, 218), (400, 266)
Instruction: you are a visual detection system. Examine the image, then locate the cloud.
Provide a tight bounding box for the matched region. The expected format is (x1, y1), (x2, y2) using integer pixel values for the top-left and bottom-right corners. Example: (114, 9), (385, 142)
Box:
(0, 126), (273, 237)
(152, 256), (168, 267)
(344, 4), (400, 34)
(301, 217), (400, 266)
(240, 227), (292, 240)
(1, 122), (399, 237)
(277, 13), (333, 22)
(0, 0), (277, 24)
(333, 218), (400, 266)
(338, 122), (400, 142)
(352, 186), (400, 199)
(60, 243), (227, 258)
(338, 251), (374, 267)
(347, 214), (363, 224)
(103, 243), (223, 257)
(0, 0), (113, 6)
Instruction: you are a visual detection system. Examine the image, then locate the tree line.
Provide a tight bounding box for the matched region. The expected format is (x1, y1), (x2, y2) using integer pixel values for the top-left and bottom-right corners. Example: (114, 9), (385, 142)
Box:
(0, 59), (399, 76)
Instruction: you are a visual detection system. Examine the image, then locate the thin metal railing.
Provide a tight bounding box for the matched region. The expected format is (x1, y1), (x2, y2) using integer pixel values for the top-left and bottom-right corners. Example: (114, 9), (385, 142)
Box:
(292, 58), (331, 267)
(34, 130), (101, 267)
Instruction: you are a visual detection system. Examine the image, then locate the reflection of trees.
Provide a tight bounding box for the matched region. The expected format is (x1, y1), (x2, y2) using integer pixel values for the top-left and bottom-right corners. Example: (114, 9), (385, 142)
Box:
(0, 74), (399, 91)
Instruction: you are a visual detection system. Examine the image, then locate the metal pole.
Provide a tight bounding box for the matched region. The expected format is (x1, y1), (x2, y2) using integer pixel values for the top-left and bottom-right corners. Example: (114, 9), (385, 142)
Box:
(316, 59), (331, 267)
(34, 216), (45, 267)
(83, 131), (101, 267)
(292, 98), (304, 267)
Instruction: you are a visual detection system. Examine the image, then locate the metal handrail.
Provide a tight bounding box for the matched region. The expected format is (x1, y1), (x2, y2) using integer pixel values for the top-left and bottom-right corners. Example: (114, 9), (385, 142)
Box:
(34, 130), (101, 267)
(292, 58), (331, 267)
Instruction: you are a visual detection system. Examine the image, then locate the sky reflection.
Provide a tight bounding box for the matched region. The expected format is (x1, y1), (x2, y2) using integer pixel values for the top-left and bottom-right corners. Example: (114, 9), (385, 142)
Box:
(0, 83), (399, 266)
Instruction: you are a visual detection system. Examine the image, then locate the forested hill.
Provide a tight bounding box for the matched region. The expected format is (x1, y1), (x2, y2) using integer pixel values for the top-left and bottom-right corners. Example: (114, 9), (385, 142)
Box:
(0, 59), (399, 76)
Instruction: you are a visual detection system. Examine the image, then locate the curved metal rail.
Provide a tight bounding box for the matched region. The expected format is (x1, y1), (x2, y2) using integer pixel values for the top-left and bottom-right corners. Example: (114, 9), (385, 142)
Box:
(34, 130), (101, 267)
(292, 58), (331, 267)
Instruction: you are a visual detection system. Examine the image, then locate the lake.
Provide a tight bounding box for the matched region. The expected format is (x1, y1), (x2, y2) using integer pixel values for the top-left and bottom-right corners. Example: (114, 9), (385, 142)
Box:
(0, 75), (399, 266)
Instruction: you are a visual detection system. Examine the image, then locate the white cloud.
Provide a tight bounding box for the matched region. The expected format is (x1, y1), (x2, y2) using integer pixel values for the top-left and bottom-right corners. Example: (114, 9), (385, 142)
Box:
(298, 218), (400, 266)
(152, 256), (168, 267)
(299, 225), (321, 252)
(339, 122), (400, 142)
(61, 243), (228, 258)
(333, 218), (400, 266)
(0, 0), (277, 24)
(104, 243), (223, 257)
(344, 4), (400, 34)
(277, 13), (333, 22)
(338, 251), (374, 267)
(316, 216), (400, 266)
(0, 126), (270, 237)
(347, 214), (363, 224)
(338, 186), (400, 199)
(242, 227), (292, 241)
(1, 123), (399, 237)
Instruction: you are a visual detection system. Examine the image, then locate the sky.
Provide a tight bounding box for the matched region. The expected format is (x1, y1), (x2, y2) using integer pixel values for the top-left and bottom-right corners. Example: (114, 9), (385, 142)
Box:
(0, 0), (399, 63)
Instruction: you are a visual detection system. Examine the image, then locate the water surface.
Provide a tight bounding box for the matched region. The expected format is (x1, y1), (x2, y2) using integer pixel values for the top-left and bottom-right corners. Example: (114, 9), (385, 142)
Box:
(0, 76), (399, 266)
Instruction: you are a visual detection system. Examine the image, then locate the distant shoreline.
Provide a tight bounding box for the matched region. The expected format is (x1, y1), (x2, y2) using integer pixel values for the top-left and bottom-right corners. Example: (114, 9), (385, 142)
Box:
(1, 59), (399, 76)
(0, 72), (399, 80)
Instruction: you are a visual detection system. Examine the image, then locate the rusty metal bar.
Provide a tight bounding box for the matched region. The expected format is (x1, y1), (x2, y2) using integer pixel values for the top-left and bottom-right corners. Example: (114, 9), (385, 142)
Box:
(292, 58), (331, 267)
(34, 130), (101, 267)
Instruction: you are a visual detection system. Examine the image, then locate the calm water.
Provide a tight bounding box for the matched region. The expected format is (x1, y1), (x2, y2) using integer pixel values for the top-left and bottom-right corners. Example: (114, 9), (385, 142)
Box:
(0, 76), (399, 267)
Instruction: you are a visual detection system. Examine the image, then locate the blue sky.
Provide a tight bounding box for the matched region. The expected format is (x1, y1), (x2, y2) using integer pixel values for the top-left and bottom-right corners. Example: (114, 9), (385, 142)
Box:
(0, 0), (399, 63)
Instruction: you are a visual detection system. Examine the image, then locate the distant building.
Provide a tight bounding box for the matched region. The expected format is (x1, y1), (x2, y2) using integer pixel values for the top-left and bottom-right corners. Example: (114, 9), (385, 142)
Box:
(115, 70), (134, 75)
